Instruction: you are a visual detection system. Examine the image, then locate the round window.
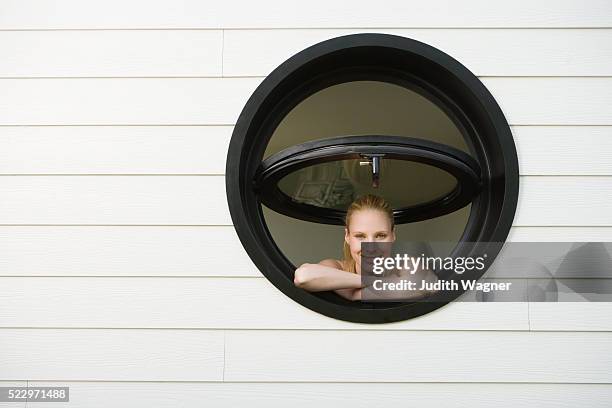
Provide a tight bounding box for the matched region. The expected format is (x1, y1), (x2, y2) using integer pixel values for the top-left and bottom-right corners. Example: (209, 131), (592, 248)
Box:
(226, 33), (519, 323)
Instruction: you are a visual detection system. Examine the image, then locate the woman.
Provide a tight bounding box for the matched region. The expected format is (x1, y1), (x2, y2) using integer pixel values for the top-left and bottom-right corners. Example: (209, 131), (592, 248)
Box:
(294, 194), (437, 301)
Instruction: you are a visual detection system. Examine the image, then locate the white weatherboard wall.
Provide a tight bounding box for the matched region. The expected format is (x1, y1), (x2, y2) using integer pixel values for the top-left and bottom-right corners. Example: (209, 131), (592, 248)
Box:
(1, 1), (612, 407)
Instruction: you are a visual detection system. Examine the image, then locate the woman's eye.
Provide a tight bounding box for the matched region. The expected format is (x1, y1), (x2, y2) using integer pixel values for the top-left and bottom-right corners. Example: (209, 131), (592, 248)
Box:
(376, 234), (387, 239)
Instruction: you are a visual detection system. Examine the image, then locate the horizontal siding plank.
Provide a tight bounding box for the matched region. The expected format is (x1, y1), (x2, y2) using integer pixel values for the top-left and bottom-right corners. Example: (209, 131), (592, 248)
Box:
(225, 330), (612, 382)
(22, 382), (612, 408)
(0, 30), (222, 77)
(0, 277), (528, 330)
(1, 29), (610, 78)
(0, 126), (232, 175)
(0, 176), (610, 226)
(0, 78), (259, 125)
(225, 29), (612, 77)
(512, 126), (612, 175)
(1, 126), (611, 176)
(4, 329), (611, 382)
(514, 177), (612, 226)
(0, 329), (224, 381)
(0, 176), (231, 225)
(0, 0), (610, 29)
(481, 78), (612, 125)
(508, 227), (612, 242)
(0, 226), (257, 277)
(529, 303), (612, 331)
(2, 226), (611, 277)
(0, 78), (611, 125)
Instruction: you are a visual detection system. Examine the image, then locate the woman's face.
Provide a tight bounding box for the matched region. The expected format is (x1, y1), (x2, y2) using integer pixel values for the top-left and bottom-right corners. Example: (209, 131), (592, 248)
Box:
(345, 209), (395, 272)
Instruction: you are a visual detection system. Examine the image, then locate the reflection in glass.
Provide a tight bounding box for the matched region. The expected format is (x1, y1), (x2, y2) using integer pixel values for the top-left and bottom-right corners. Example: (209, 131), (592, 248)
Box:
(277, 159), (457, 210)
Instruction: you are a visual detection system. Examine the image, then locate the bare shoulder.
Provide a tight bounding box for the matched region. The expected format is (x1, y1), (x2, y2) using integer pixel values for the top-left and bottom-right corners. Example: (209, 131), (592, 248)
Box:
(318, 258), (344, 269)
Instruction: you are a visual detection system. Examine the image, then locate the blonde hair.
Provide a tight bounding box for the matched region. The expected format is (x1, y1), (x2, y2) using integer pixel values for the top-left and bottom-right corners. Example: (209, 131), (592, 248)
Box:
(342, 194), (394, 273)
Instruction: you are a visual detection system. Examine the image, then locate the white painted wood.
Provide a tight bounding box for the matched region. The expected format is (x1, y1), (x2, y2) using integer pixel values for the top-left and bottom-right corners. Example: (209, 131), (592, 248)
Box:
(4, 329), (611, 383)
(480, 78), (612, 125)
(0, 329), (224, 381)
(224, 29), (612, 77)
(1, 29), (610, 78)
(224, 330), (612, 382)
(24, 382), (612, 408)
(0, 277), (528, 330)
(0, 226), (257, 276)
(1, 226), (610, 278)
(0, 176), (232, 225)
(512, 126), (612, 175)
(508, 227), (612, 241)
(0, 126), (232, 175)
(0, 78), (611, 125)
(0, 0), (609, 29)
(529, 303), (612, 331)
(0, 0), (610, 395)
(1, 126), (611, 175)
(514, 177), (612, 226)
(0, 78), (259, 125)
(0, 175), (610, 226)
(0, 30), (222, 77)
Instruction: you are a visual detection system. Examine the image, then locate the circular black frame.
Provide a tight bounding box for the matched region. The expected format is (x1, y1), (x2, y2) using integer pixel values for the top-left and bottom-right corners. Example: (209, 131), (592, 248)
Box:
(255, 135), (483, 225)
(226, 33), (519, 323)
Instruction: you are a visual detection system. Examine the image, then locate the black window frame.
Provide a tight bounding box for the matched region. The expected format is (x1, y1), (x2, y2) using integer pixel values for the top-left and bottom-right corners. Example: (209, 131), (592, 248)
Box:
(254, 135), (483, 225)
(226, 33), (519, 323)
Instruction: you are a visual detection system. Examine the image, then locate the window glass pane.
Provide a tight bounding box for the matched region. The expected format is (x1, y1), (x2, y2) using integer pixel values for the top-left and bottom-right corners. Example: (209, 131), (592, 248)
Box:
(264, 80), (471, 159)
(262, 80), (472, 267)
(277, 159), (457, 210)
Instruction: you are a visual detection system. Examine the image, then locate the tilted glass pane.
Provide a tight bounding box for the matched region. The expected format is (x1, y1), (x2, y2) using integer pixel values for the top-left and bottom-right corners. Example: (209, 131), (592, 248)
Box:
(277, 158), (457, 210)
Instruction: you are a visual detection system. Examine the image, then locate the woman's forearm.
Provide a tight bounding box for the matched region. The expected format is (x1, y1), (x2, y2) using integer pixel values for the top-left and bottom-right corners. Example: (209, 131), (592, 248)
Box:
(294, 263), (363, 292)
(335, 287), (363, 301)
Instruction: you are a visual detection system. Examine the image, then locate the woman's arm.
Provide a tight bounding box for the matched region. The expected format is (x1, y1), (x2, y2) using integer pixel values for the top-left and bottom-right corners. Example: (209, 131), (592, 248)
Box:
(294, 260), (363, 292)
(334, 287), (363, 301)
